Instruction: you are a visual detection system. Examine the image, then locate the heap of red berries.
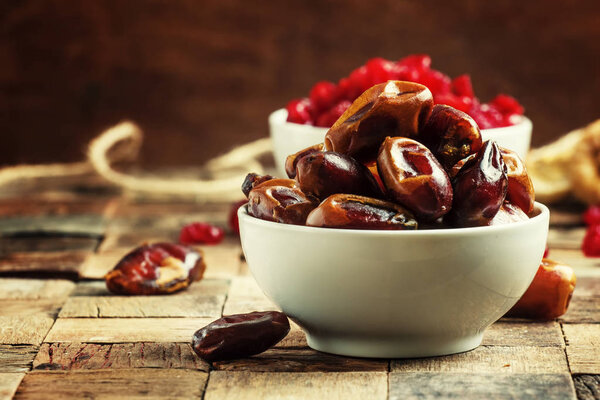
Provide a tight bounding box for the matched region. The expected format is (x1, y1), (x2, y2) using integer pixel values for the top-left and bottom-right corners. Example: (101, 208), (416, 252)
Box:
(582, 205), (600, 257)
(286, 55), (524, 130)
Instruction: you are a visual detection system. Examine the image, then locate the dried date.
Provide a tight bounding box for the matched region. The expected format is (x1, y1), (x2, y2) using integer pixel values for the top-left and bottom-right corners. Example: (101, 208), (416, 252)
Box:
(489, 201), (529, 225)
(324, 81), (433, 161)
(242, 173), (274, 198)
(306, 193), (417, 230)
(105, 243), (206, 295)
(446, 140), (508, 227)
(285, 143), (324, 179)
(247, 179), (317, 225)
(296, 151), (382, 200)
(500, 147), (535, 213)
(377, 137), (453, 220)
(192, 311), (290, 362)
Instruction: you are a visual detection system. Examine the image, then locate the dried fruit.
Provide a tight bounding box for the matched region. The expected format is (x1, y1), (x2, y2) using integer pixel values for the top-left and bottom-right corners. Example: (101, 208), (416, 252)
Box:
(419, 104), (483, 170)
(309, 81), (338, 113)
(179, 222), (225, 245)
(501, 147), (535, 213)
(105, 243), (205, 295)
(285, 98), (313, 125)
(324, 81), (433, 160)
(242, 173), (274, 198)
(247, 179), (317, 225)
(505, 259), (576, 320)
(284, 143), (324, 179)
(192, 311), (290, 362)
(228, 200), (247, 235)
(296, 151), (382, 200)
(489, 202), (529, 225)
(377, 137), (452, 220)
(583, 205), (600, 226)
(306, 193), (417, 230)
(446, 140), (508, 227)
(582, 225), (600, 257)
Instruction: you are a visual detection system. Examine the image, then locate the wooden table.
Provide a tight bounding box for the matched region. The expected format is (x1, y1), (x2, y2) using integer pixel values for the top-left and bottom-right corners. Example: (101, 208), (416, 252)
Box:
(0, 176), (598, 399)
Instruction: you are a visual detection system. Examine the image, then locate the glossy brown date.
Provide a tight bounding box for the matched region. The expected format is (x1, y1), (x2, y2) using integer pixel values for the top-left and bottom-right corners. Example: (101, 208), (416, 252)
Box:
(377, 137), (453, 220)
(296, 151), (383, 200)
(505, 259), (576, 320)
(241, 173), (274, 198)
(105, 243), (205, 295)
(324, 81), (433, 161)
(489, 201), (529, 225)
(419, 104), (483, 170)
(306, 193), (418, 230)
(285, 143), (324, 179)
(247, 179), (317, 225)
(192, 311), (290, 362)
(500, 147), (535, 213)
(446, 140), (508, 227)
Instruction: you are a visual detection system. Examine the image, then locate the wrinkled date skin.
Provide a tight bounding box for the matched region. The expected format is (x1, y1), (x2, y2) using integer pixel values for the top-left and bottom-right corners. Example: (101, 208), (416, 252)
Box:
(377, 137), (453, 220)
(419, 104), (483, 170)
(324, 81), (433, 161)
(192, 311), (290, 362)
(285, 143), (324, 179)
(296, 151), (383, 200)
(500, 147), (535, 213)
(506, 259), (576, 320)
(446, 140), (508, 227)
(306, 193), (418, 230)
(105, 243), (206, 295)
(247, 179), (317, 225)
(489, 201), (529, 225)
(242, 173), (274, 198)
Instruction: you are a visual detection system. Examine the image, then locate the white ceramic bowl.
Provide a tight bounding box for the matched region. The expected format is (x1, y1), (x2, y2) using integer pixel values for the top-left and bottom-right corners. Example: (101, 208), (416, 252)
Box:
(238, 203), (549, 358)
(269, 108), (532, 178)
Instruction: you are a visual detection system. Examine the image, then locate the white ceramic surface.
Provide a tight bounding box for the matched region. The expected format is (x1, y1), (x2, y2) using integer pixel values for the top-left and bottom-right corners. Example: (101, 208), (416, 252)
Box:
(269, 108), (533, 178)
(238, 203), (549, 358)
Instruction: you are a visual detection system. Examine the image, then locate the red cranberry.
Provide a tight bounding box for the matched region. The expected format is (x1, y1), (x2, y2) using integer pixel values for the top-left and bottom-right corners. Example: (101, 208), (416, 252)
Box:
(348, 66), (371, 98)
(434, 93), (473, 113)
(337, 77), (353, 101)
(417, 69), (451, 96)
(490, 94), (524, 116)
(315, 100), (352, 127)
(286, 98), (313, 124)
(583, 225), (600, 257)
(583, 205), (600, 226)
(228, 200), (247, 235)
(309, 81), (338, 113)
(398, 54), (432, 71)
(179, 222), (225, 245)
(451, 75), (474, 98)
(365, 57), (395, 85)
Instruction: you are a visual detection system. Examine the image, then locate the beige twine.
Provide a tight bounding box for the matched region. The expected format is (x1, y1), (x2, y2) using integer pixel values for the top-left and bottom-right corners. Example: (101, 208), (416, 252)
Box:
(0, 121), (272, 202)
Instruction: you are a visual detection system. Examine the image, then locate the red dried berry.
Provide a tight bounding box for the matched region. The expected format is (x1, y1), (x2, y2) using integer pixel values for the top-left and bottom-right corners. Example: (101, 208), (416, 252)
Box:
(337, 77), (353, 101)
(584, 205), (600, 226)
(315, 100), (352, 127)
(417, 69), (451, 96)
(434, 93), (473, 113)
(398, 54), (432, 71)
(179, 222), (225, 245)
(451, 74), (474, 98)
(582, 225), (600, 257)
(365, 57), (395, 85)
(228, 200), (248, 235)
(490, 94), (524, 116)
(286, 98), (313, 124)
(543, 244), (549, 258)
(309, 81), (338, 113)
(348, 66), (371, 98)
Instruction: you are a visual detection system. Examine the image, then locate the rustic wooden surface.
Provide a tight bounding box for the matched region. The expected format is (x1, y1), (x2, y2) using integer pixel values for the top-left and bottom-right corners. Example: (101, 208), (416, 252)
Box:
(0, 178), (598, 399)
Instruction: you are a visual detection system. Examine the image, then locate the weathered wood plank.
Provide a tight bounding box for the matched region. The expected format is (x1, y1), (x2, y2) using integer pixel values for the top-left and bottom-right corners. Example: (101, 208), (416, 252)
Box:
(573, 375), (600, 400)
(58, 294), (225, 318)
(484, 321), (564, 347)
(0, 373), (25, 400)
(0, 195), (112, 217)
(0, 345), (38, 373)
(392, 346), (569, 373)
(222, 276), (277, 315)
(0, 299), (62, 345)
(389, 373), (576, 400)
(212, 348), (387, 372)
(547, 227), (586, 250)
(45, 318), (213, 343)
(14, 369), (208, 399)
(0, 279), (75, 300)
(0, 215), (106, 237)
(0, 250), (90, 277)
(77, 250), (123, 280)
(548, 249), (600, 276)
(0, 236), (99, 256)
(576, 276), (600, 297)
(204, 371), (388, 400)
(70, 278), (229, 297)
(560, 295), (600, 323)
(33, 343), (209, 371)
(202, 241), (244, 279)
(563, 324), (600, 374)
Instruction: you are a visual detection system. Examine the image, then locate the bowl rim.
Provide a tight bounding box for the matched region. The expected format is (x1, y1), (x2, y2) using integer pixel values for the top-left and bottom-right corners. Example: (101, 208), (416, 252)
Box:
(238, 201), (549, 237)
(268, 107), (532, 133)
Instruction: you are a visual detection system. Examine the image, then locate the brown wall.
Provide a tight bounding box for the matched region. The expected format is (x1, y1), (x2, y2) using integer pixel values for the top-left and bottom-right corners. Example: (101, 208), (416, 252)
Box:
(1, 0), (599, 167)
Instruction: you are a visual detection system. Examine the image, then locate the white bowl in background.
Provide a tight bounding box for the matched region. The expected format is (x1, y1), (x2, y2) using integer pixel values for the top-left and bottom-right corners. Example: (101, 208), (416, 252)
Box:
(269, 108), (532, 178)
(238, 203), (549, 358)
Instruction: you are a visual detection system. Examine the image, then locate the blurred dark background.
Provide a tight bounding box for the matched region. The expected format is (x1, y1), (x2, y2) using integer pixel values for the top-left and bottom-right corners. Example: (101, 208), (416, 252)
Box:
(1, 0), (599, 167)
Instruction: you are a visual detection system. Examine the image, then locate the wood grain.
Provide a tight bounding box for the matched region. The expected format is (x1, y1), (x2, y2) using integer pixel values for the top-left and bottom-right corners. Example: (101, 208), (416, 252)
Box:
(0, 279), (75, 300)
(44, 318), (213, 343)
(0, 373), (25, 400)
(204, 371), (388, 400)
(484, 321), (564, 347)
(0, 345), (38, 373)
(573, 375), (600, 400)
(14, 369), (208, 400)
(0, 250), (90, 278)
(70, 278), (229, 297)
(392, 346), (569, 373)
(0, 299), (62, 345)
(33, 343), (208, 371)
(389, 373), (576, 400)
(563, 324), (600, 374)
(0, 216), (105, 237)
(0, 237), (99, 256)
(560, 295), (600, 323)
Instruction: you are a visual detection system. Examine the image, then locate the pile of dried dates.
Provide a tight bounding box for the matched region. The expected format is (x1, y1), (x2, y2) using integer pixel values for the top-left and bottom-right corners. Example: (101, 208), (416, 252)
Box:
(247, 81), (534, 230)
